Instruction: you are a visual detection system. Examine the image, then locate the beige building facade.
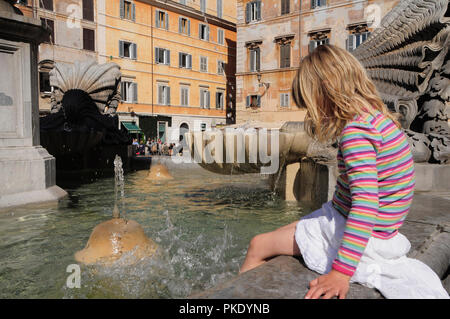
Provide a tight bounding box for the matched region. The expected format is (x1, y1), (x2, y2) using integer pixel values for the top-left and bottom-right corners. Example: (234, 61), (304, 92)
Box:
(236, 0), (399, 124)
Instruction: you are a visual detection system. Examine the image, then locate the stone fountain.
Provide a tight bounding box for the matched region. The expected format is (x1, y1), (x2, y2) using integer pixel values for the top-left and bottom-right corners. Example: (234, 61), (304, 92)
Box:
(75, 156), (158, 266)
(0, 0), (66, 208)
(39, 60), (132, 181)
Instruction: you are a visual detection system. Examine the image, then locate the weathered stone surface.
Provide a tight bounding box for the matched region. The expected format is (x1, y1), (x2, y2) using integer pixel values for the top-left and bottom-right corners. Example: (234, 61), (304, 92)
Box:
(191, 256), (382, 299)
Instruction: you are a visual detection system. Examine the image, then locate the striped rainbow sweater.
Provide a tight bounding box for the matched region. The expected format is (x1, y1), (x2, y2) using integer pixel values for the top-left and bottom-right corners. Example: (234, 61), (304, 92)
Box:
(331, 110), (415, 277)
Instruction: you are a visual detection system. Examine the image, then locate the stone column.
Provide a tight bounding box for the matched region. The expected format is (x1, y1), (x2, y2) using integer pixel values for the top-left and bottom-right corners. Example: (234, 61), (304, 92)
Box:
(0, 1), (67, 208)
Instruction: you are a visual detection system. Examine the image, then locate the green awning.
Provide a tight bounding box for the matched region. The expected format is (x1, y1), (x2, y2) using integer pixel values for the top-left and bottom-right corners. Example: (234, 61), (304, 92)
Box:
(122, 122), (142, 134)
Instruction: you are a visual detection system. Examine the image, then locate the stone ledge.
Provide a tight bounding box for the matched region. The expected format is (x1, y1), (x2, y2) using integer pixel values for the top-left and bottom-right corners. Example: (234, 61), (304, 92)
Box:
(0, 185), (67, 209)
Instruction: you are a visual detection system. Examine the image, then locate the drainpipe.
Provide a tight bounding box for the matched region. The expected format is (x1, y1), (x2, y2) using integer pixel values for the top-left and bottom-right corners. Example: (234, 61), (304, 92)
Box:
(299, 0), (303, 61)
(151, 5), (154, 117)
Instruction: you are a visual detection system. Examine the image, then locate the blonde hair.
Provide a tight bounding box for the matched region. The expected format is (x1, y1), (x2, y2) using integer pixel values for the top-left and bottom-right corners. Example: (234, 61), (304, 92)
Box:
(292, 44), (399, 142)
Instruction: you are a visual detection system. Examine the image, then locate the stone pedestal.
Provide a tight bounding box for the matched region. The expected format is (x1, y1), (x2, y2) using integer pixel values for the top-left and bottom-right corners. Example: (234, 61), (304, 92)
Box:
(0, 3), (66, 208)
(274, 159), (450, 208)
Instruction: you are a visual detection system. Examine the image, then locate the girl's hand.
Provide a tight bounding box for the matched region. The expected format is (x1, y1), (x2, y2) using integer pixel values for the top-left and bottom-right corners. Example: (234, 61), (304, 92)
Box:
(305, 269), (351, 299)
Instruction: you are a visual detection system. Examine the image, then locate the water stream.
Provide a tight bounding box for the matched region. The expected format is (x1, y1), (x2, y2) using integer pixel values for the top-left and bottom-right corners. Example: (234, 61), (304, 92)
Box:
(0, 163), (310, 298)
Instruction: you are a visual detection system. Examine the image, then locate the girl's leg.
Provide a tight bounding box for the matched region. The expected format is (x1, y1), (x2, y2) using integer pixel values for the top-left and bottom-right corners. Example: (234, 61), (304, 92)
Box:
(239, 221), (301, 274)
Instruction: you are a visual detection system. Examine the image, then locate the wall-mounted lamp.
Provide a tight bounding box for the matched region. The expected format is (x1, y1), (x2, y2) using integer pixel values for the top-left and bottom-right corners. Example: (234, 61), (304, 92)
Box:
(257, 72), (270, 91)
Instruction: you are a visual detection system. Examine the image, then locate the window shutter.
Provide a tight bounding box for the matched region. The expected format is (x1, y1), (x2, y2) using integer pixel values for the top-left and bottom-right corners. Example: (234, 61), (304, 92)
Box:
(132, 3), (136, 21)
(207, 91), (210, 109)
(216, 92), (220, 108)
(132, 43), (137, 59)
(155, 47), (159, 63)
(256, 1), (262, 20)
(158, 86), (163, 104)
(133, 83), (138, 103)
(256, 47), (260, 71)
(309, 40), (315, 53)
(245, 3), (251, 23)
(165, 13), (169, 30)
(199, 24), (201, 39)
(165, 50), (170, 65)
(119, 40), (124, 57)
(179, 52), (182, 67)
(207, 26), (210, 41)
(347, 34), (355, 52)
(155, 10), (159, 27)
(257, 95), (261, 107)
(120, 0), (124, 18)
(246, 96), (250, 108)
(188, 54), (192, 69)
(167, 87), (171, 105)
(179, 17), (182, 33)
(250, 49), (255, 72)
(187, 20), (191, 36)
(200, 90), (205, 108)
(120, 82), (125, 102)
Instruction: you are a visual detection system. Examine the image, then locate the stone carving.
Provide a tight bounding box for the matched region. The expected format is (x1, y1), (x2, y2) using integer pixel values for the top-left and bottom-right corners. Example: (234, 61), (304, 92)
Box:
(353, 0), (450, 164)
(49, 60), (122, 115)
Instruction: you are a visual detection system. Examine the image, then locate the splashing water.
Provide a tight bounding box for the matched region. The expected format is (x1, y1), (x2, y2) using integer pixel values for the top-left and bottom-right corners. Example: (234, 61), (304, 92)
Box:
(0, 166), (309, 299)
(113, 155), (125, 219)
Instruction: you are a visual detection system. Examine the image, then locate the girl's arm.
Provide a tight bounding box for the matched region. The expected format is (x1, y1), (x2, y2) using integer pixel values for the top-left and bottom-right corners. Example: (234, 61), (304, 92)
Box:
(332, 122), (382, 277)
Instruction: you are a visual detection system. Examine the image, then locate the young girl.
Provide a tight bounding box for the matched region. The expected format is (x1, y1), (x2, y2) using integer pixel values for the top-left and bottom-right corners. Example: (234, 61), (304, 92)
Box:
(240, 45), (449, 299)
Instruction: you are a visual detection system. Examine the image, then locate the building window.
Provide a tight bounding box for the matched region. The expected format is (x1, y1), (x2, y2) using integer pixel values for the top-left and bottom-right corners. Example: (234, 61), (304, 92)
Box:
(179, 52), (192, 69)
(200, 0), (206, 13)
(82, 0), (94, 22)
(180, 86), (189, 106)
(280, 93), (290, 107)
(40, 18), (54, 43)
(119, 40), (137, 59)
(246, 95), (261, 108)
(249, 47), (260, 72)
(309, 32), (330, 53)
(120, 0), (135, 21)
(155, 48), (170, 65)
(217, 0), (223, 18)
(199, 24), (210, 41)
(39, 72), (51, 93)
(200, 56), (208, 72)
(311, 0), (327, 9)
(245, 0), (261, 23)
(200, 89), (210, 109)
(158, 84), (171, 105)
(216, 91), (224, 110)
(346, 26), (371, 52)
(83, 28), (95, 51)
(281, 0), (290, 15)
(40, 0), (53, 11)
(280, 43), (290, 68)
(179, 0), (186, 5)
(121, 82), (138, 103)
(156, 10), (169, 30)
(217, 60), (225, 75)
(217, 29), (224, 45)
(179, 17), (190, 35)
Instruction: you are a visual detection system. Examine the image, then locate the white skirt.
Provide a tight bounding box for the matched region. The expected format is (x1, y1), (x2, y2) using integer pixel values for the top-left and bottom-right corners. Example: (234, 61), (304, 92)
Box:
(295, 201), (449, 299)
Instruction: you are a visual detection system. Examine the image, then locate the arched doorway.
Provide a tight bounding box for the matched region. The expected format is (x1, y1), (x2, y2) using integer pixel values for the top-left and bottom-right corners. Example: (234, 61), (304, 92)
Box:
(179, 123), (189, 142)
